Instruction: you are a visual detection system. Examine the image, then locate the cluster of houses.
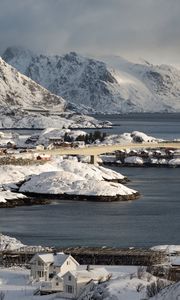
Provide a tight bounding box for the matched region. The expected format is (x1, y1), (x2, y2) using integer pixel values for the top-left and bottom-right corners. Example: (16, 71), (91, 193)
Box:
(115, 148), (175, 160)
(0, 132), (85, 154)
(30, 252), (111, 298)
(47, 137), (85, 150)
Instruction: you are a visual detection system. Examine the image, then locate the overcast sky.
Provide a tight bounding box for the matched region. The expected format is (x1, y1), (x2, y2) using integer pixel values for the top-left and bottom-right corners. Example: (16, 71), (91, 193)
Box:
(1, 0), (180, 65)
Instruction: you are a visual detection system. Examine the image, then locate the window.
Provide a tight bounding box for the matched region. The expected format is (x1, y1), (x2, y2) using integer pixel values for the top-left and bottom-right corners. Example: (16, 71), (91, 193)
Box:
(68, 275), (71, 281)
(66, 285), (74, 294)
(37, 271), (41, 277)
(45, 272), (47, 280)
(56, 282), (59, 286)
(37, 271), (44, 277)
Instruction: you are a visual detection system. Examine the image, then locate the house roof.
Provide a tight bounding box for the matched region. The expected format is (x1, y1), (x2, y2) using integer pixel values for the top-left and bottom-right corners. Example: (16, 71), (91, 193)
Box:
(7, 140), (16, 144)
(54, 253), (69, 267)
(62, 267), (109, 282)
(30, 253), (54, 264)
(30, 252), (79, 267)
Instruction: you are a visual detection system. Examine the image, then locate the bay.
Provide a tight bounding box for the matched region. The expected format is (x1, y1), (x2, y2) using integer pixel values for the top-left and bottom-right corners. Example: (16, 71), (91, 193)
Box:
(0, 113), (180, 248)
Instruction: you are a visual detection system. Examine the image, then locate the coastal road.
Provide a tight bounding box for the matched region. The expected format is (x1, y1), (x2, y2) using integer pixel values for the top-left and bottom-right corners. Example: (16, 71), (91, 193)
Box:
(38, 142), (180, 157)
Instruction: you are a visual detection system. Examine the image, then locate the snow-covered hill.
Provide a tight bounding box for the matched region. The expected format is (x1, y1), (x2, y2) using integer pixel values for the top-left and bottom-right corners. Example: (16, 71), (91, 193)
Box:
(0, 234), (25, 251)
(3, 46), (180, 113)
(0, 56), (68, 127)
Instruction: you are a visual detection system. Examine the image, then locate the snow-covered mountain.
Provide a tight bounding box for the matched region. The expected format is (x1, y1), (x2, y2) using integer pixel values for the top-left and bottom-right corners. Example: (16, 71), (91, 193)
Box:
(0, 56), (66, 113)
(3, 46), (180, 113)
(0, 56), (108, 128)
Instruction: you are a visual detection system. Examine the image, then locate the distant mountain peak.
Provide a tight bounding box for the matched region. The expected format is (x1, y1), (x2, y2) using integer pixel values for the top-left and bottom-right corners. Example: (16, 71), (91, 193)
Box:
(3, 46), (34, 61)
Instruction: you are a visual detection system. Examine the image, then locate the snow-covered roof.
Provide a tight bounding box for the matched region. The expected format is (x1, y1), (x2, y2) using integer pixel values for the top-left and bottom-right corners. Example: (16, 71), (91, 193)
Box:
(62, 267), (110, 282)
(31, 252), (68, 266)
(30, 252), (78, 267)
(31, 253), (54, 264)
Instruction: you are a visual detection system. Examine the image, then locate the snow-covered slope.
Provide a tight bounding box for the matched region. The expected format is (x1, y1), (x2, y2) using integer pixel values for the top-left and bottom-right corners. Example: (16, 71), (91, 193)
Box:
(0, 56), (66, 112)
(3, 46), (180, 113)
(102, 130), (160, 145)
(151, 282), (180, 300)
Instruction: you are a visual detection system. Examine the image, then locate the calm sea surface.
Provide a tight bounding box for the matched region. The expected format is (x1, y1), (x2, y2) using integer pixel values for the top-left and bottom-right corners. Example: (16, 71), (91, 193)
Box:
(94, 113), (180, 139)
(0, 113), (180, 248)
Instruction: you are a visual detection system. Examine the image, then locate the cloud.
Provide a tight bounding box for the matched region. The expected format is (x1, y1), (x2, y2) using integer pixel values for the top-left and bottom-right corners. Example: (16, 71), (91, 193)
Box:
(0, 0), (180, 64)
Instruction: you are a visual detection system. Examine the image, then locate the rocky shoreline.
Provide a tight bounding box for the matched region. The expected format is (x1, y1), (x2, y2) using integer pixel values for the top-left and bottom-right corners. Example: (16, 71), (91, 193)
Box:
(20, 191), (140, 202)
(0, 197), (50, 208)
(102, 161), (180, 168)
(0, 191), (140, 208)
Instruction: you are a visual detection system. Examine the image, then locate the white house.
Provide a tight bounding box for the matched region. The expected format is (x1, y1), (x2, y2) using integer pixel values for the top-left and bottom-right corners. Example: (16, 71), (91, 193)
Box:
(60, 267), (111, 299)
(30, 252), (79, 282)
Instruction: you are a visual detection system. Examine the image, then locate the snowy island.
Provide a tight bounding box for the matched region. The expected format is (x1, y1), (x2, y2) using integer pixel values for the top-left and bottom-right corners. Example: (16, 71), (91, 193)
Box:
(0, 157), (139, 207)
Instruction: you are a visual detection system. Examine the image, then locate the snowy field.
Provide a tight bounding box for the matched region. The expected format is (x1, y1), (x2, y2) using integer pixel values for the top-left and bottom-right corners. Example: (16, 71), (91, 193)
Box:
(0, 266), (160, 300)
(0, 267), (51, 300)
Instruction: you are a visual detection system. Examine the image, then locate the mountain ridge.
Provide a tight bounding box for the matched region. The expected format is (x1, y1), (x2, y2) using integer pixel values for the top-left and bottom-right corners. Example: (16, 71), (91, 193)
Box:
(2, 46), (180, 113)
